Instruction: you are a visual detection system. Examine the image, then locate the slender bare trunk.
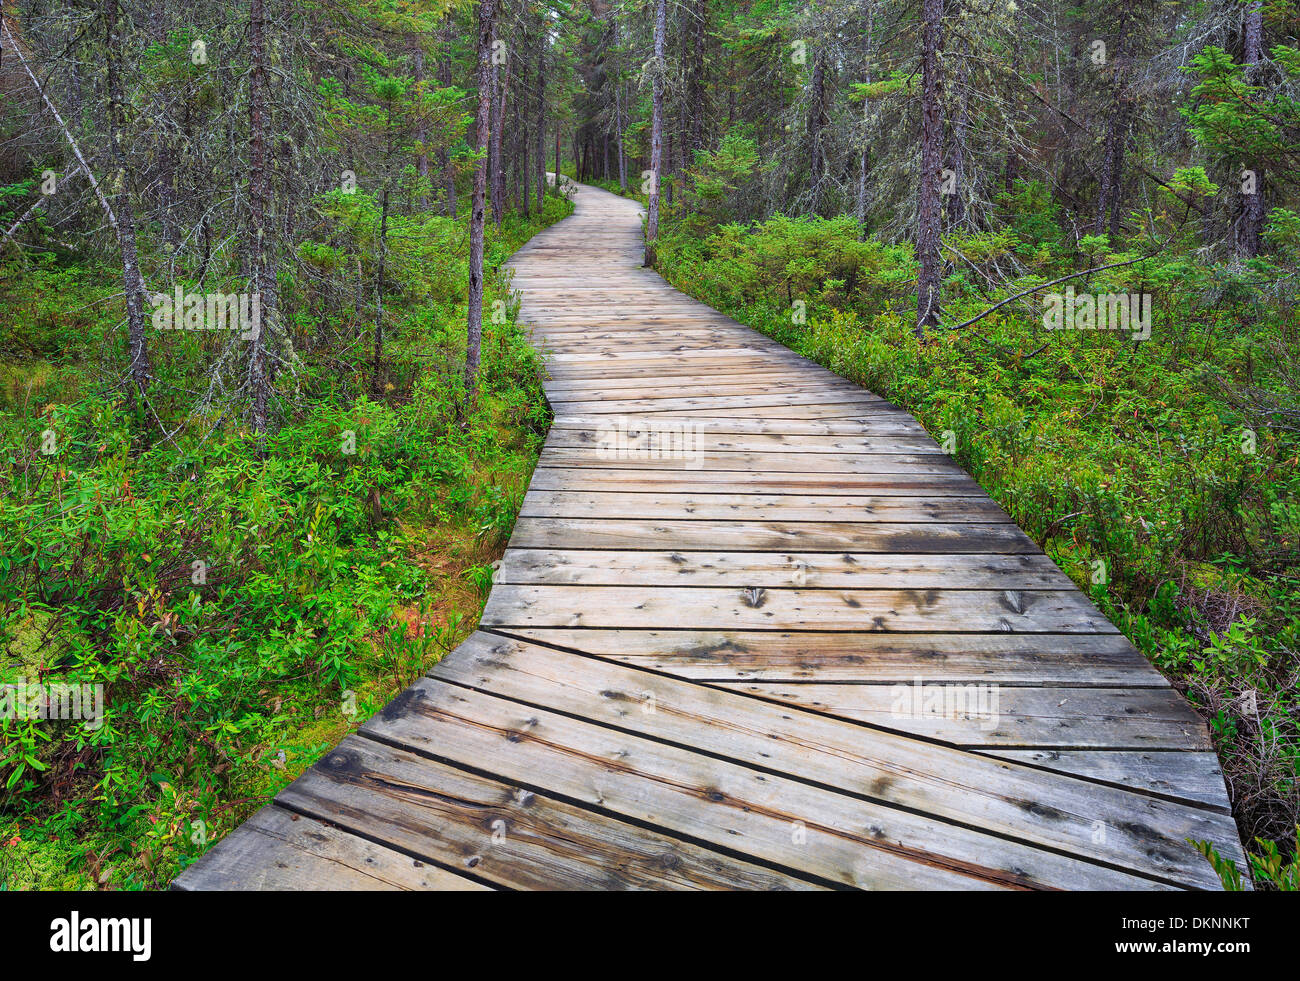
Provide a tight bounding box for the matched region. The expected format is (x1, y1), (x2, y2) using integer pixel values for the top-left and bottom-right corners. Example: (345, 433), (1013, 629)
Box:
(1094, 14), (1130, 236)
(519, 74), (530, 218)
(665, 131), (673, 207)
(373, 187), (388, 387)
(644, 0), (666, 267)
(465, 0), (502, 409)
(104, 0), (151, 399)
(915, 0), (943, 336)
(147, 5), (180, 250)
(280, 137), (295, 241)
(438, 19), (458, 217)
(615, 90), (626, 189)
(808, 45), (827, 217)
(688, 0), (704, 157)
(535, 39), (546, 210)
(413, 42), (430, 210)
(248, 0), (278, 434)
(613, 14), (627, 191)
(1238, 1), (1265, 257)
(945, 46), (969, 226)
(488, 25), (507, 227)
(856, 13), (874, 238)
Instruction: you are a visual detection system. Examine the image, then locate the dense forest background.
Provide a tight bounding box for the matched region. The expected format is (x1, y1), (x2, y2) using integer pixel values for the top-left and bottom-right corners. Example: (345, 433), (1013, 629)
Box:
(2, 0), (1298, 889)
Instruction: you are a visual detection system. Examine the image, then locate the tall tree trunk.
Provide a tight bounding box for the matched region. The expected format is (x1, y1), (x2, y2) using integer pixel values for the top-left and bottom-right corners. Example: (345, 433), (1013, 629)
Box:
(487, 27), (499, 215)
(280, 137), (295, 241)
(342, 65), (356, 189)
(373, 187), (388, 388)
(104, 0), (152, 400)
(856, 100), (871, 234)
(535, 40), (546, 210)
(674, 1), (689, 199)
(519, 87), (530, 218)
(915, 0), (944, 336)
(438, 19), (458, 217)
(1238, 0), (1265, 258)
(465, 0), (502, 410)
(688, 0), (705, 158)
(665, 131), (674, 207)
(69, 42), (84, 132)
(247, 0), (278, 435)
(513, 31), (526, 215)
(614, 30), (627, 191)
(808, 45), (827, 216)
(146, 4), (180, 251)
(644, 0), (667, 267)
(944, 42), (969, 226)
(1094, 14), (1130, 236)
(413, 42), (430, 210)
(612, 14), (627, 191)
(856, 12), (874, 238)
(1106, 103), (1131, 238)
(1095, 99), (1131, 235)
(489, 28), (508, 227)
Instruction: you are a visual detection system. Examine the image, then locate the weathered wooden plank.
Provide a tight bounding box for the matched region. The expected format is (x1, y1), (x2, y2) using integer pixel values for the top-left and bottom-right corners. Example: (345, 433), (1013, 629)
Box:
(677, 402), (910, 420)
(537, 332), (786, 347)
(535, 325), (770, 332)
(548, 346), (778, 362)
(717, 682), (1211, 749)
(172, 805), (489, 891)
(482, 584), (1117, 633)
(427, 634), (1237, 886)
(493, 627), (1166, 685)
(277, 735), (817, 890)
(547, 350), (805, 367)
(544, 369), (823, 388)
(549, 413), (930, 436)
(507, 516), (1038, 553)
(981, 750), (1231, 810)
(495, 549), (1067, 588)
(543, 391), (897, 416)
(543, 355), (824, 374)
(519, 491), (1009, 523)
(538, 340), (795, 357)
(528, 467), (984, 495)
(543, 381), (876, 403)
(538, 449), (961, 473)
(368, 674), (1173, 889)
(527, 303), (735, 313)
(544, 367), (826, 386)
(539, 340), (769, 355)
(545, 430), (944, 455)
(536, 327), (756, 335)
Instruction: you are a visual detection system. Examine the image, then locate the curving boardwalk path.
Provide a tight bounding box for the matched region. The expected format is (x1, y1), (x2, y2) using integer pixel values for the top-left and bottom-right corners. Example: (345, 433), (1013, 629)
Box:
(177, 181), (1246, 891)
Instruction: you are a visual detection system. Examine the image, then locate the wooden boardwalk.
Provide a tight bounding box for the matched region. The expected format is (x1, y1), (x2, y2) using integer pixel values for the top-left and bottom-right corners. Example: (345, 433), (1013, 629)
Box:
(177, 181), (1246, 891)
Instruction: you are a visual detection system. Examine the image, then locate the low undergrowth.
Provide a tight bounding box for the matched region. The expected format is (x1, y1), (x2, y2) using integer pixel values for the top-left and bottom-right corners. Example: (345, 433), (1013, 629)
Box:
(0, 194), (571, 889)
